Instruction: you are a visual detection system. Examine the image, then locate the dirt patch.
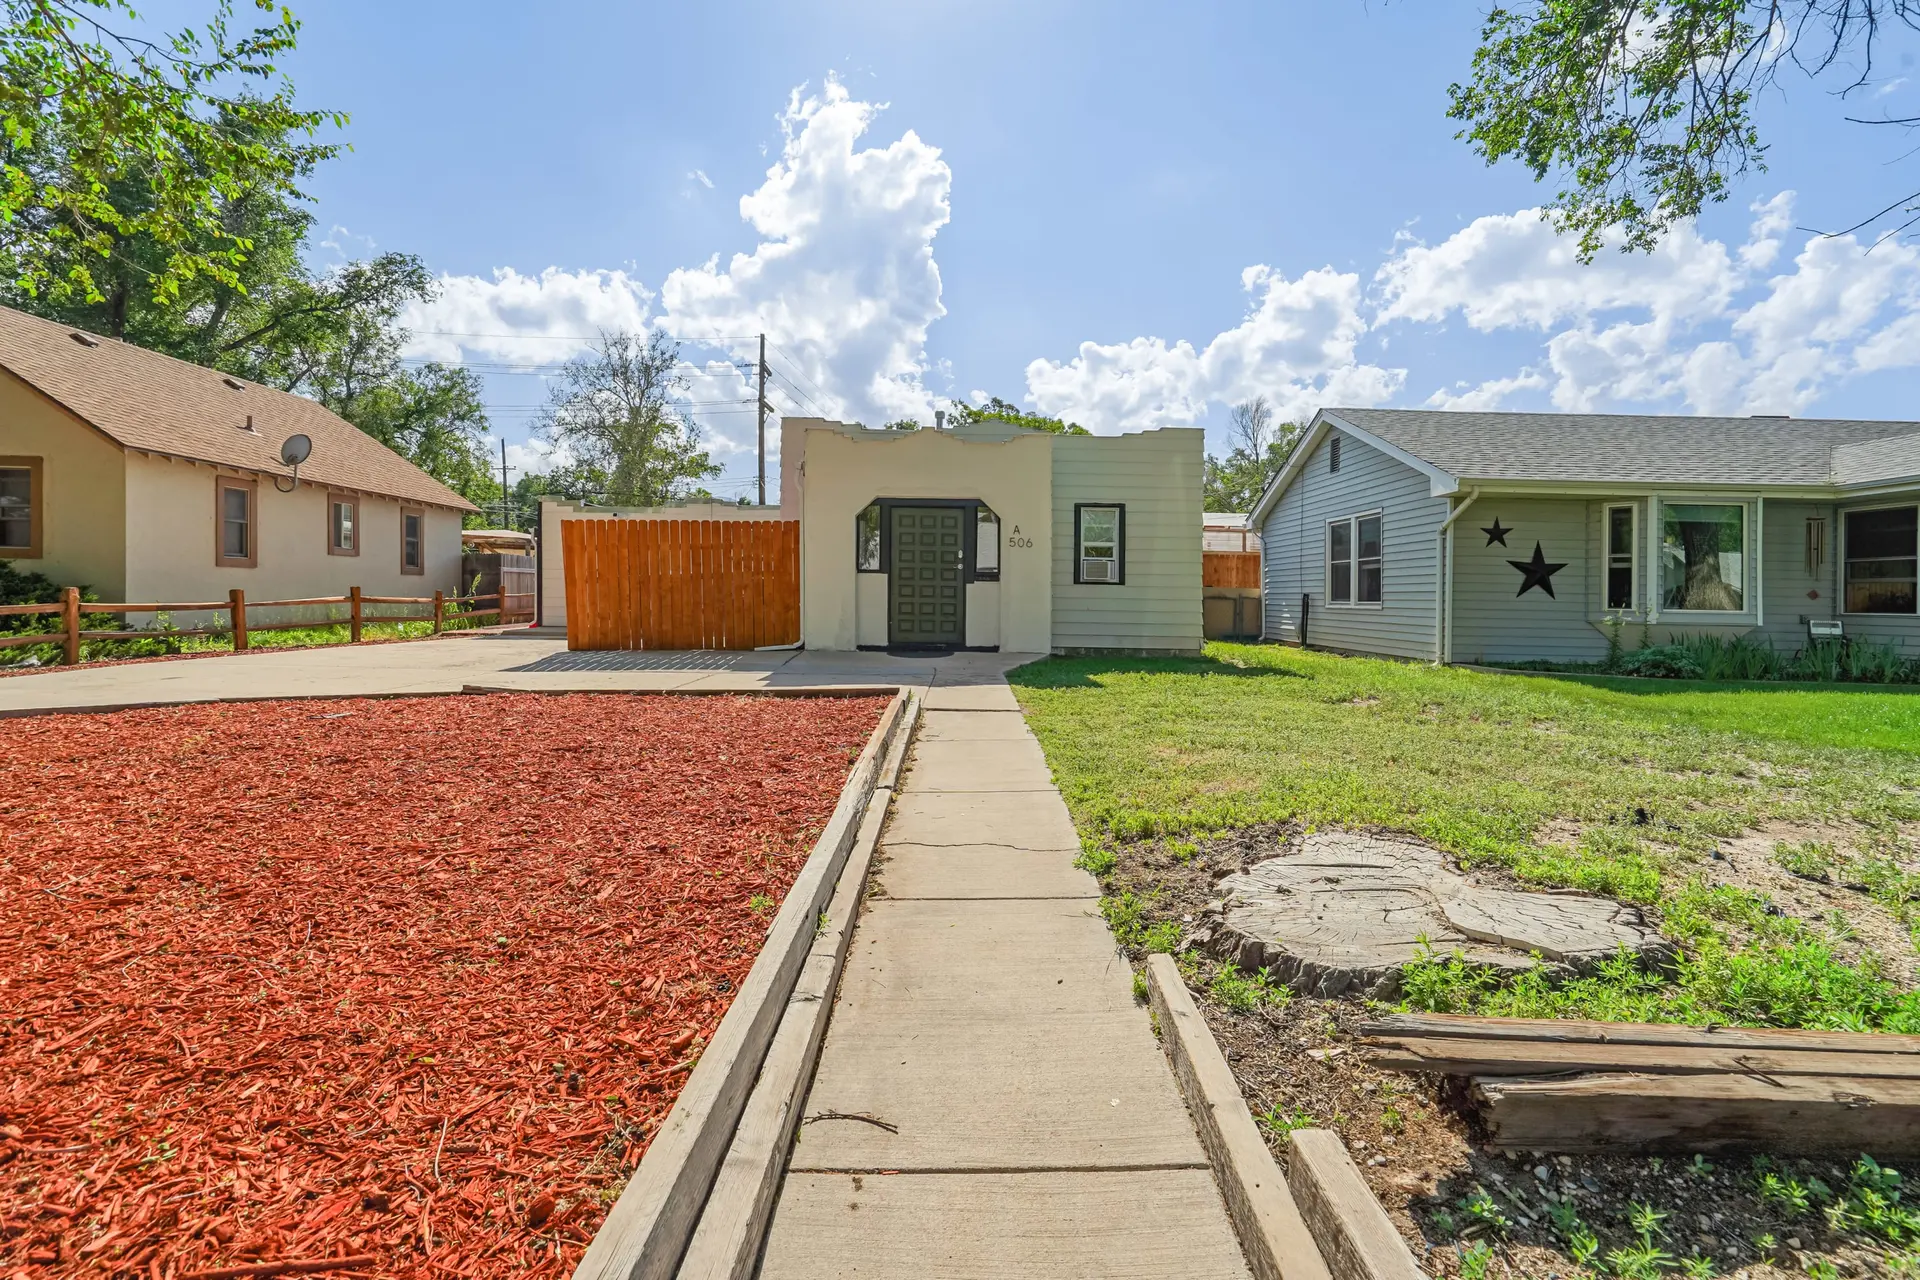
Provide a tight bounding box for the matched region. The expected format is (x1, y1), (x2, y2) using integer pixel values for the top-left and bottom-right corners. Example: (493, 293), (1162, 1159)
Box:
(1109, 828), (1920, 1280)
(1712, 821), (1920, 988)
(0, 692), (887, 1279)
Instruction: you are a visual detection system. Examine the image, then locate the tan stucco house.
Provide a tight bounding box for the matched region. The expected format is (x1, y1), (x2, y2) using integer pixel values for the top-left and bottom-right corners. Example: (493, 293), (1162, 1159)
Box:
(782, 416), (1203, 654)
(0, 305), (475, 611)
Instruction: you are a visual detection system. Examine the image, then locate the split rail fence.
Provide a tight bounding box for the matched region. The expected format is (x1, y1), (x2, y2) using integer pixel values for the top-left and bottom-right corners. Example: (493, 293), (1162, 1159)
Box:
(561, 517), (800, 651)
(0, 586), (514, 666)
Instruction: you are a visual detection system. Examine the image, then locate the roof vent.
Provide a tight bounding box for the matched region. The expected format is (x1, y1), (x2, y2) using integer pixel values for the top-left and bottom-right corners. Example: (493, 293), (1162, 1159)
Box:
(222, 376), (245, 391)
(240, 414), (258, 434)
(1751, 414), (1790, 419)
(69, 331), (100, 348)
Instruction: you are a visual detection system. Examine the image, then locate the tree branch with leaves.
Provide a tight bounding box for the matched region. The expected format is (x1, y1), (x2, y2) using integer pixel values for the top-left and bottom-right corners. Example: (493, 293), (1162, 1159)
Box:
(0, 0), (345, 306)
(1450, 0), (1920, 255)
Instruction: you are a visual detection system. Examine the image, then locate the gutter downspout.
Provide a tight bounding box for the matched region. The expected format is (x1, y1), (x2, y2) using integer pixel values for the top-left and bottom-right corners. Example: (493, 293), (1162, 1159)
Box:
(1434, 488), (1482, 664)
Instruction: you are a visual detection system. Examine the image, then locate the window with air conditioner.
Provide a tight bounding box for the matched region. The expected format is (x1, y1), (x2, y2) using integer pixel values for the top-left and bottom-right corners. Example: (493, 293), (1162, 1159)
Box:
(1075, 504), (1123, 584)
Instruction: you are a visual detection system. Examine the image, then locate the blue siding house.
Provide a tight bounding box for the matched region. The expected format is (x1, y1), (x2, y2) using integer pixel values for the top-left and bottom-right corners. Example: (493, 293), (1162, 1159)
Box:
(1249, 409), (1920, 664)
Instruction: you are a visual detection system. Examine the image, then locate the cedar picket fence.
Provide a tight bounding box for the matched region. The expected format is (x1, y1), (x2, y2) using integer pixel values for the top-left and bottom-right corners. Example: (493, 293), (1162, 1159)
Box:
(561, 518), (800, 651)
(1202, 551), (1262, 589)
(0, 586), (520, 666)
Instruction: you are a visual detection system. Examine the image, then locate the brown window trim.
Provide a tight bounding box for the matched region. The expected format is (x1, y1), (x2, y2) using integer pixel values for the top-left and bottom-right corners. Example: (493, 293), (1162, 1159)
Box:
(400, 507), (426, 575)
(0, 455), (44, 559)
(215, 474), (258, 569)
(327, 491), (361, 557)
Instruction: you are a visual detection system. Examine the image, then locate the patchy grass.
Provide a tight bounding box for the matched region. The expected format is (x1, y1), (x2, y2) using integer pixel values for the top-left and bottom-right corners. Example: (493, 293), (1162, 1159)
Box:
(1013, 643), (1920, 1032)
(1010, 644), (1920, 893)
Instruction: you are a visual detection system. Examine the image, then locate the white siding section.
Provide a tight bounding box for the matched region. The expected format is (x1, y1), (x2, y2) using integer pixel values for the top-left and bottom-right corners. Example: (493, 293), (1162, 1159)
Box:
(1259, 431), (1444, 659)
(1050, 429), (1203, 653)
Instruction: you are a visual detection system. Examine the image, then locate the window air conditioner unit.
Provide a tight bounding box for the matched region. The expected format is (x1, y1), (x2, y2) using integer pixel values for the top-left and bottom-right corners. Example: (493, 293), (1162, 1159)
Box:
(1081, 559), (1112, 582)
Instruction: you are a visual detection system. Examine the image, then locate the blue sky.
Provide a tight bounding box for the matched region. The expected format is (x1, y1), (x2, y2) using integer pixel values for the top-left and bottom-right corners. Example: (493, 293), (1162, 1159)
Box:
(251, 0), (1920, 498)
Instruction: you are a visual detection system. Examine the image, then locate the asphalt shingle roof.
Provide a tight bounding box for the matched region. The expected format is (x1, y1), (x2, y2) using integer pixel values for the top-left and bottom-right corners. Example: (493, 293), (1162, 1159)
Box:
(0, 304), (477, 511)
(1326, 408), (1919, 487)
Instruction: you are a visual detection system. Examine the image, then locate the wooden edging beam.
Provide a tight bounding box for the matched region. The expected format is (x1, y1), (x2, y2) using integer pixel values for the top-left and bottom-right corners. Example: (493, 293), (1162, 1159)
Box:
(1144, 954), (1331, 1280)
(1284, 1130), (1424, 1280)
(675, 693), (919, 1279)
(571, 689), (911, 1280)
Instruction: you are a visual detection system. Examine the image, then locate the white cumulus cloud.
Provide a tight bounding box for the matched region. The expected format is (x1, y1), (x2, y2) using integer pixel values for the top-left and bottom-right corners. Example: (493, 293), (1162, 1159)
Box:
(402, 268), (652, 364)
(1023, 265), (1403, 431)
(659, 77), (951, 428)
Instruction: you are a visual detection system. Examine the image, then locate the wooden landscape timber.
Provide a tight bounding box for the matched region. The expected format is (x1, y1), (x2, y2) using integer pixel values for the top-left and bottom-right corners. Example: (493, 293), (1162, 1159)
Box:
(1359, 1013), (1920, 1155)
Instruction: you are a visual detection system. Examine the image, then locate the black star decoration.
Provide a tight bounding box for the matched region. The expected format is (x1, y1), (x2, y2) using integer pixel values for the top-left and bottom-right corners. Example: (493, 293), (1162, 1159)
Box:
(1509, 542), (1567, 598)
(1481, 518), (1512, 547)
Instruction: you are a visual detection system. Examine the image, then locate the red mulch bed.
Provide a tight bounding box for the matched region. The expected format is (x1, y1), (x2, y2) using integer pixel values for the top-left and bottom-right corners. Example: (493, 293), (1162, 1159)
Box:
(0, 692), (888, 1279)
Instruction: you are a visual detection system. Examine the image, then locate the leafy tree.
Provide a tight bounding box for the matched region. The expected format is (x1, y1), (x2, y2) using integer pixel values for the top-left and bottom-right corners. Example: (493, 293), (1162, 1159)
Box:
(949, 395), (1091, 435)
(536, 331), (722, 507)
(1203, 396), (1302, 512)
(0, 0), (345, 307)
(1450, 1), (1920, 257)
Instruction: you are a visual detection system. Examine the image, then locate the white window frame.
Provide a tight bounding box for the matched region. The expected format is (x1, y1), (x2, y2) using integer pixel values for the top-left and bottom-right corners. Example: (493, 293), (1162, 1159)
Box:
(1075, 503), (1124, 585)
(1325, 511), (1383, 608)
(1657, 498), (1751, 615)
(1602, 502), (1639, 614)
(1841, 502), (1920, 617)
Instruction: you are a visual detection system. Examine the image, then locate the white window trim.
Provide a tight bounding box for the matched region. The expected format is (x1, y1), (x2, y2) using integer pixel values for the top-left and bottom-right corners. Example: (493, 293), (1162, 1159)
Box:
(1601, 501), (1641, 616)
(1325, 510), (1384, 609)
(1655, 496), (1755, 616)
(1840, 500), (1920, 617)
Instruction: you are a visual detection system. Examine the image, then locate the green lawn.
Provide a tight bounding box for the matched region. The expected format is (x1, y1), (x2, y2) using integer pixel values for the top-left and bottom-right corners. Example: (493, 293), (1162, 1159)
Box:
(1011, 644), (1920, 1029)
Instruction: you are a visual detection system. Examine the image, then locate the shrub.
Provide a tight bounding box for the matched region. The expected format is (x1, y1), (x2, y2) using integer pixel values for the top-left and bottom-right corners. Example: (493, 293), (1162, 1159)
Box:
(1616, 645), (1703, 679)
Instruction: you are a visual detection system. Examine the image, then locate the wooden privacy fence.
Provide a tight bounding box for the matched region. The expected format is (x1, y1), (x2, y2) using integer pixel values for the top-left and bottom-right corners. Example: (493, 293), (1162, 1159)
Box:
(1203, 551), (1262, 589)
(561, 518), (800, 651)
(0, 587), (509, 666)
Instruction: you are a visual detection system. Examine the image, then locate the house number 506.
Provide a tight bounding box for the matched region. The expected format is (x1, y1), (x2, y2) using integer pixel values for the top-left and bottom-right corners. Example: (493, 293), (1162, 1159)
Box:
(1007, 525), (1034, 549)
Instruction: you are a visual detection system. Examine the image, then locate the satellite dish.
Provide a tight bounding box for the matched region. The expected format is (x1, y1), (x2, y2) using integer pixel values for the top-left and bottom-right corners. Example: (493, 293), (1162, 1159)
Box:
(274, 433), (312, 492)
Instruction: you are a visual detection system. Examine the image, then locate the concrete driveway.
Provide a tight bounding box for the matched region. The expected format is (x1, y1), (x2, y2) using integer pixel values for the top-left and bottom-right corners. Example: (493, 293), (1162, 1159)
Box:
(0, 630), (1041, 714)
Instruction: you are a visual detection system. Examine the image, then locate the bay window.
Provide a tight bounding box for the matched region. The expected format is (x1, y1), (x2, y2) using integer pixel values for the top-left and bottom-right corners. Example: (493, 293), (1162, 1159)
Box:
(1660, 503), (1744, 611)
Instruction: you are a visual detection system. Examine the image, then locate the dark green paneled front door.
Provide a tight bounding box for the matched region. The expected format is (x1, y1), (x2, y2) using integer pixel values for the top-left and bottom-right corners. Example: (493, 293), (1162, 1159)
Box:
(889, 506), (965, 645)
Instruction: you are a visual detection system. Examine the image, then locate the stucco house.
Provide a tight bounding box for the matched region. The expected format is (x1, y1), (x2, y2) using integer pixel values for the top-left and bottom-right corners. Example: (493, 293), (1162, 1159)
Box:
(0, 305), (474, 611)
(781, 415), (1202, 654)
(1249, 408), (1920, 664)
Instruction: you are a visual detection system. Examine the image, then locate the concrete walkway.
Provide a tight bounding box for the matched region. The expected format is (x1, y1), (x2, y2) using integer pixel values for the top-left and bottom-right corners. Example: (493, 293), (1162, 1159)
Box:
(0, 630), (1022, 712)
(759, 677), (1250, 1278)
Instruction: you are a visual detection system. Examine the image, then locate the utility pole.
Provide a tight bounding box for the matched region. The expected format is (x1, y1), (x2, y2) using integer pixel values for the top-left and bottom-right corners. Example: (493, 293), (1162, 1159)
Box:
(756, 333), (769, 506)
(500, 438), (510, 528)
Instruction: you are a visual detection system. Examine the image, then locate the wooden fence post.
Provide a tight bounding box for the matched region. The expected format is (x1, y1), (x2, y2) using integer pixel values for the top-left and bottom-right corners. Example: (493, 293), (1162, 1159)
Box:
(349, 586), (362, 643)
(61, 586), (79, 666)
(230, 588), (248, 651)
(433, 590), (444, 634)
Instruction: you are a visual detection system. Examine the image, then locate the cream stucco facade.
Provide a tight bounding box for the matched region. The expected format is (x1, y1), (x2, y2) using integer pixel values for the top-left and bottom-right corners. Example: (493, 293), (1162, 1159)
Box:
(786, 417), (1203, 654)
(1, 372), (467, 618)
